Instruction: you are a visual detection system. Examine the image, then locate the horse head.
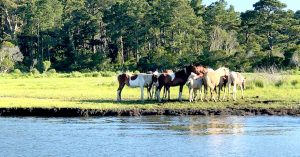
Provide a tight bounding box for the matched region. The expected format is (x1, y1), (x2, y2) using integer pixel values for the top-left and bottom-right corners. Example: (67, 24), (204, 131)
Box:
(185, 65), (201, 76)
(152, 71), (159, 87)
(186, 72), (197, 86)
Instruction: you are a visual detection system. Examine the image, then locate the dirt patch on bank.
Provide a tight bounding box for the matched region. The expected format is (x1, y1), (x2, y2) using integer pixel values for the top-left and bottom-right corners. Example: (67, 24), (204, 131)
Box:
(1, 107), (300, 117)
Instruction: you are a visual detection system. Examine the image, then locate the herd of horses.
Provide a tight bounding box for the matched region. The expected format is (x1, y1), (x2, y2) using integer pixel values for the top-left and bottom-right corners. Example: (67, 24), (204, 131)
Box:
(117, 65), (246, 102)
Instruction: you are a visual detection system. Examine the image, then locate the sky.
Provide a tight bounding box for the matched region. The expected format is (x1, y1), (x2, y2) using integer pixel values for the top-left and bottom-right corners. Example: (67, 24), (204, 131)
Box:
(202, 0), (300, 12)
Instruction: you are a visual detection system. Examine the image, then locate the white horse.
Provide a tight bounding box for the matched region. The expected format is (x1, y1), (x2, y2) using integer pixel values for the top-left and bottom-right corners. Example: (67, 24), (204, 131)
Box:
(224, 71), (246, 101)
(117, 73), (158, 101)
(186, 72), (204, 102)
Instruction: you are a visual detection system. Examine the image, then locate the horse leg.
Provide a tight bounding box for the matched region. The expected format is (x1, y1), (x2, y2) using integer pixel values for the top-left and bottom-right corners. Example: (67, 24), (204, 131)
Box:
(157, 85), (163, 102)
(117, 82), (125, 101)
(189, 88), (193, 102)
(151, 85), (155, 99)
(140, 86), (144, 102)
(241, 85), (244, 99)
(204, 83), (208, 101)
(211, 87), (216, 102)
(163, 86), (167, 99)
(212, 92), (217, 102)
(199, 88), (203, 102)
(178, 85), (184, 101)
(218, 85), (221, 101)
(228, 83), (231, 101)
(167, 86), (170, 100)
(147, 85), (152, 100)
(222, 83), (227, 101)
(193, 89), (198, 102)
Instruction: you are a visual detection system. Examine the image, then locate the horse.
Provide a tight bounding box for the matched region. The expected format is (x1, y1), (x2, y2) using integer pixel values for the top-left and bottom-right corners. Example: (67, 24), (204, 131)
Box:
(156, 65), (201, 102)
(117, 73), (158, 102)
(201, 67), (230, 102)
(186, 72), (204, 102)
(224, 71), (246, 101)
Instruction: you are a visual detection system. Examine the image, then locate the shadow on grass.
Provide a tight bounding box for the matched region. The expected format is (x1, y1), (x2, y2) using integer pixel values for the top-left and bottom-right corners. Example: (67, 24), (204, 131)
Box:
(79, 99), (191, 105)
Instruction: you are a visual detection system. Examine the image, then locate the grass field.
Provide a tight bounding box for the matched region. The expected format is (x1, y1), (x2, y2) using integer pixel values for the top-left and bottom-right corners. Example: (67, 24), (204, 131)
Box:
(0, 72), (300, 111)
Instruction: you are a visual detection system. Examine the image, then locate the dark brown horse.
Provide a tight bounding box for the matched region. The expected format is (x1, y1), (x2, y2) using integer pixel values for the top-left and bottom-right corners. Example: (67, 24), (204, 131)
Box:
(156, 65), (201, 102)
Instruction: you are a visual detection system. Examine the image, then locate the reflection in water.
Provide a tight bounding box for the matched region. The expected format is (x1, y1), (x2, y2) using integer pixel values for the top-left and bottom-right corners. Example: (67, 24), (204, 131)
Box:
(168, 116), (245, 135)
(0, 116), (300, 157)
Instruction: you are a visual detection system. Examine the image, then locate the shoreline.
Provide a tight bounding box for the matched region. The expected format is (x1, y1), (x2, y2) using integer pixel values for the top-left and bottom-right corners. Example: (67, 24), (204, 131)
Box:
(1, 107), (300, 117)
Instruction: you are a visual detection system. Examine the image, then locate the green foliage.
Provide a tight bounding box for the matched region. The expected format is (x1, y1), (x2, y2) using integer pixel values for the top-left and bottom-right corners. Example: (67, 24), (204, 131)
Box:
(2, 0), (300, 72)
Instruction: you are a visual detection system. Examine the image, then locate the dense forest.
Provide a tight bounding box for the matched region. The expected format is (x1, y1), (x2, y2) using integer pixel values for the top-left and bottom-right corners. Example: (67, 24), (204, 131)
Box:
(0, 0), (299, 73)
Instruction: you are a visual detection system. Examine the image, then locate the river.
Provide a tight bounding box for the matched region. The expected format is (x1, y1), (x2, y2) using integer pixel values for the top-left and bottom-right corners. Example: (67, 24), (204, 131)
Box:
(0, 116), (299, 157)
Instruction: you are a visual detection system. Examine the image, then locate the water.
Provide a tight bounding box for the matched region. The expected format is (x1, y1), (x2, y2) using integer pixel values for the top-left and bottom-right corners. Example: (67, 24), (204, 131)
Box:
(0, 116), (300, 157)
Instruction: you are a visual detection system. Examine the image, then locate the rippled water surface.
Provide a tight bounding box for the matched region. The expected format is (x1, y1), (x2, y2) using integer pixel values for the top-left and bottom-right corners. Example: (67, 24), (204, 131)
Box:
(1, 116), (300, 157)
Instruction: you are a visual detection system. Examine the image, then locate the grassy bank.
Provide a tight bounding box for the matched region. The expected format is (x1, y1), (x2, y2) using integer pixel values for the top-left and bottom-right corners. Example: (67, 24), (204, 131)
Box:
(0, 72), (300, 114)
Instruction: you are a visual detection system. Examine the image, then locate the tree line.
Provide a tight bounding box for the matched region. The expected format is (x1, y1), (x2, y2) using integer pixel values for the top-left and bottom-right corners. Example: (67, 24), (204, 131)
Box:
(0, 0), (299, 73)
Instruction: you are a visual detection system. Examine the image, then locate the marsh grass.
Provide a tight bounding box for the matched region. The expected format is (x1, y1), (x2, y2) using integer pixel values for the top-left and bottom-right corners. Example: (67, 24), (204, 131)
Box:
(0, 72), (299, 110)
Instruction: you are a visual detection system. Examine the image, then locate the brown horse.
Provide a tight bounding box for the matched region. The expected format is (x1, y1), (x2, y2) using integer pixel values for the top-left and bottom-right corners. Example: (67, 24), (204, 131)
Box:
(156, 65), (201, 102)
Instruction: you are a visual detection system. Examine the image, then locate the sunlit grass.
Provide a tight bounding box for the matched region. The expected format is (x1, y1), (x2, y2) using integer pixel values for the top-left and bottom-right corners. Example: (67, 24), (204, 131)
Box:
(0, 73), (299, 110)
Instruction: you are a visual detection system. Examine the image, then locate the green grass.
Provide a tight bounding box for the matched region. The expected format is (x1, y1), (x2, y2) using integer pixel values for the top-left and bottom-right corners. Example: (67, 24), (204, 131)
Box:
(0, 72), (300, 111)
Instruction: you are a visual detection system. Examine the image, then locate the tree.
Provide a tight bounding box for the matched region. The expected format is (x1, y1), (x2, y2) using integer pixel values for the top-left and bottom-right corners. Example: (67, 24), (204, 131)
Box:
(0, 41), (23, 72)
(252, 0), (288, 66)
(190, 0), (205, 17)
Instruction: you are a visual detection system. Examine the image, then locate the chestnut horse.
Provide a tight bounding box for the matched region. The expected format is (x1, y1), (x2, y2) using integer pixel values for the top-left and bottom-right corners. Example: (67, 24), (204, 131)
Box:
(156, 65), (201, 102)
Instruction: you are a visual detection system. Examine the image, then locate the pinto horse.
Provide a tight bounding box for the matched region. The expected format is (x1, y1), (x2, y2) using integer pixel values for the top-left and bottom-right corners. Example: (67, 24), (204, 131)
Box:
(117, 73), (158, 102)
(156, 65), (201, 102)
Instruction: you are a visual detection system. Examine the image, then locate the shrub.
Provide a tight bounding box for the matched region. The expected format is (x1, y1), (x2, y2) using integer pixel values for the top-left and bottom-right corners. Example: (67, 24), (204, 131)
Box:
(31, 68), (40, 75)
(254, 80), (264, 88)
(92, 72), (100, 77)
(100, 71), (115, 77)
(42, 61), (51, 73)
(12, 69), (22, 74)
(291, 80), (298, 86)
(48, 69), (56, 74)
(80, 69), (92, 73)
(46, 69), (57, 77)
(84, 73), (93, 77)
(274, 80), (284, 87)
(71, 71), (83, 77)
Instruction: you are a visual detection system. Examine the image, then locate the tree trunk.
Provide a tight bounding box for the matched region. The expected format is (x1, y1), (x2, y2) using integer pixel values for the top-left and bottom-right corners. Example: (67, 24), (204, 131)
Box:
(0, 5), (3, 42)
(120, 35), (124, 65)
(267, 32), (274, 66)
(136, 36), (139, 62)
